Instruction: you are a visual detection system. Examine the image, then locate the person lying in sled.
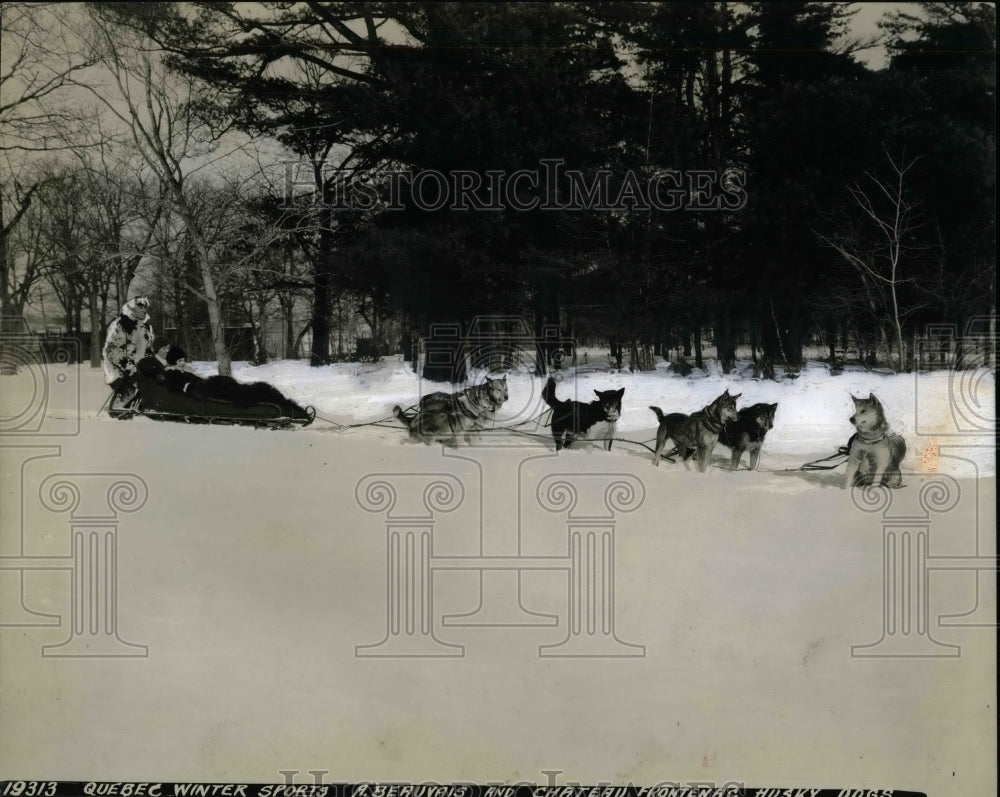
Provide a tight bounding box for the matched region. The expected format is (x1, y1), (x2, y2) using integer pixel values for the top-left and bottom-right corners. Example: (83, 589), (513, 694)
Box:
(161, 345), (207, 396)
(156, 345), (306, 416)
(136, 335), (171, 385)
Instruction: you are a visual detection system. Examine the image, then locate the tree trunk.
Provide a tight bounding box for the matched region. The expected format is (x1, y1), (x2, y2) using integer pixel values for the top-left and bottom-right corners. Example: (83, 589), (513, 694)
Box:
(294, 321), (312, 360)
(310, 205), (334, 366)
(369, 300), (380, 356)
(88, 289), (101, 367)
(904, 324), (915, 372)
(99, 290), (108, 345)
(693, 327), (703, 370)
(609, 336), (622, 370)
(827, 316), (839, 373)
(282, 297), (295, 360)
(533, 303), (546, 376)
(257, 296), (268, 365)
(716, 313), (736, 374)
(175, 200), (231, 377)
(401, 318), (414, 365)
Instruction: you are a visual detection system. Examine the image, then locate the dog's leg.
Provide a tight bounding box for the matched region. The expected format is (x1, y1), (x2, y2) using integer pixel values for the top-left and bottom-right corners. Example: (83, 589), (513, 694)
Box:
(844, 455), (859, 489)
(731, 448), (742, 471)
(749, 448), (760, 471)
(871, 447), (892, 487)
(652, 428), (667, 466)
(661, 445), (679, 459)
(696, 445), (711, 473)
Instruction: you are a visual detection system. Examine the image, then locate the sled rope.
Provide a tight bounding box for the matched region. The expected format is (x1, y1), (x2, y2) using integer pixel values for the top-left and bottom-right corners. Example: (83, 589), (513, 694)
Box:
(313, 403), (422, 430)
(795, 447), (852, 471)
(771, 446), (852, 472)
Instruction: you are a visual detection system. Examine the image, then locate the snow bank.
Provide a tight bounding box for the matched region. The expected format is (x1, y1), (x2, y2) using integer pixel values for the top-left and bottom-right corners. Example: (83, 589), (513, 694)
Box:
(194, 355), (995, 477)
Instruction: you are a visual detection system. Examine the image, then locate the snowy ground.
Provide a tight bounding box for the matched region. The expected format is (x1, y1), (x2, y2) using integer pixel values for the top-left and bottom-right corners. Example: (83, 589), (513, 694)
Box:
(205, 351), (995, 476)
(0, 356), (995, 794)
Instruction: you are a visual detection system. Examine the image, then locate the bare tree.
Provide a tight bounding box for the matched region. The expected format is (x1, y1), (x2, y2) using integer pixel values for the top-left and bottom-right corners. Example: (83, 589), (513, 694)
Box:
(71, 141), (164, 365)
(0, 3), (97, 151)
(2, 162), (54, 325)
(33, 168), (96, 339)
(816, 151), (926, 372)
(73, 7), (242, 375)
(0, 2), (97, 321)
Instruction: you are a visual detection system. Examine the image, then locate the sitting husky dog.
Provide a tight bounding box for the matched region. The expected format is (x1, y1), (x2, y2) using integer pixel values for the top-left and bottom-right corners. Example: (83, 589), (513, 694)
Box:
(542, 376), (624, 451)
(650, 390), (741, 472)
(394, 376), (508, 445)
(844, 393), (906, 489)
(719, 402), (778, 471)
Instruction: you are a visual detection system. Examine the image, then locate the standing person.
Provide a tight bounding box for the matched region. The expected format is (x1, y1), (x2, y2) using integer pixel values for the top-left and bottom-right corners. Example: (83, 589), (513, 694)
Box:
(101, 296), (154, 416)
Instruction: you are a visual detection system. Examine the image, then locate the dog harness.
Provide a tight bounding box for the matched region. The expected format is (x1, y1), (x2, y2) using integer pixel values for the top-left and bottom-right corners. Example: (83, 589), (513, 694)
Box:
(854, 430), (887, 444)
(700, 413), (724, 433)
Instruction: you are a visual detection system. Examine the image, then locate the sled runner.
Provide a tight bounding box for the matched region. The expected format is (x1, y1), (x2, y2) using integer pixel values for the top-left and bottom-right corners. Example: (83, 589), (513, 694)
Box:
(110, 377), (315, 429)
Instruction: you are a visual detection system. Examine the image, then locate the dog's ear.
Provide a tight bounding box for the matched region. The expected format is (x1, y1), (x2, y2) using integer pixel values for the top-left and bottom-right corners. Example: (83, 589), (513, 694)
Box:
(615, 387), (625, 399)
(731, 392), (742, 400)
(770, 403), (778, 411)
(868, 392), (880, 405)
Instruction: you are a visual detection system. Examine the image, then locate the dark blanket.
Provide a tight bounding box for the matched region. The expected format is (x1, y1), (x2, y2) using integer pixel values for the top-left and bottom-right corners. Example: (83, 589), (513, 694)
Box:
(140, 367), (308, 420)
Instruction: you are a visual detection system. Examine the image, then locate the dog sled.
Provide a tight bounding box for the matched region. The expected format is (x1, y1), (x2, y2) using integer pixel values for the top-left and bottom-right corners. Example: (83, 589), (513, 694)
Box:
(107, 377), (315, 429)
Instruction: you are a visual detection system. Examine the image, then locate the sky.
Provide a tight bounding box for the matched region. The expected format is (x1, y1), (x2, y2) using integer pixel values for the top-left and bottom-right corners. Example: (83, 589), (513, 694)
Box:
(1, 2), (929, 327)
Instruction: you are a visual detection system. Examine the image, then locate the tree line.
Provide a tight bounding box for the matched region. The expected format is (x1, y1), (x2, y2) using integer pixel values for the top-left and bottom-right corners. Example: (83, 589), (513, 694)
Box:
(1, 2), (994, 377)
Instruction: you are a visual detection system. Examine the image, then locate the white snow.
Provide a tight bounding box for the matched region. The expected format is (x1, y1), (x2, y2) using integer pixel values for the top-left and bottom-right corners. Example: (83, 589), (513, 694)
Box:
(0, 356), (995, 792)
(181, 353), (995, 476)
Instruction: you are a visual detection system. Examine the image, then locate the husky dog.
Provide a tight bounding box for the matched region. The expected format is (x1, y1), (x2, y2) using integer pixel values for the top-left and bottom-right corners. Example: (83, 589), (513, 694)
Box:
(719, 402), (778, 471)
(394, 376), (508, 445)
(542, 376), (624, 451)
(844, 393), (906, 489)
(650, 389), (741, 472)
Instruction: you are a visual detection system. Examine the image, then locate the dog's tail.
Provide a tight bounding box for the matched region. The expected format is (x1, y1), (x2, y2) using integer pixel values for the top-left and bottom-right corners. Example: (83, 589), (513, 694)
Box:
(541, 376), (558, 408)
(889, 432), (907, 461)
(393, 405), (413, 431)
(649, 405), (666, 424)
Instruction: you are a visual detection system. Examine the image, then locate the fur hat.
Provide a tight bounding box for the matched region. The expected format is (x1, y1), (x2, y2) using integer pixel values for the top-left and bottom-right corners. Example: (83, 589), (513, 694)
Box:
(152, 335), (170, 353)
(166, 346), (187, 365)
(122, 297), (150, 321)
